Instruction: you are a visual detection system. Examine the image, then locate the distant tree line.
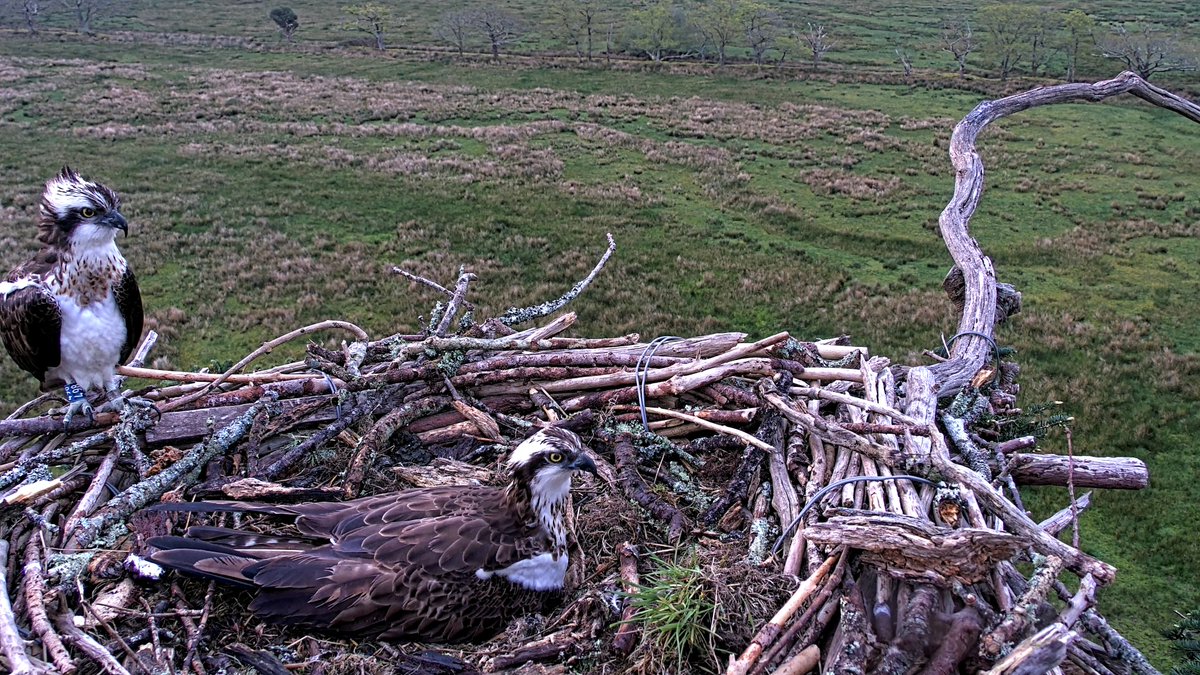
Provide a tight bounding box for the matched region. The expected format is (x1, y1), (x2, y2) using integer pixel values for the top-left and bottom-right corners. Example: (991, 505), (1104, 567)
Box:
(939, 4), (1197, 81)
(2, 0), (1196, 82)
(0, 0), (124, 35)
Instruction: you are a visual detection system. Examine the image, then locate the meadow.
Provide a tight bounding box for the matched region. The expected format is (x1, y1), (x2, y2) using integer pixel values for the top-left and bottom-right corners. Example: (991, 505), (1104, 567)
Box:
(0, 6), (1198, 667)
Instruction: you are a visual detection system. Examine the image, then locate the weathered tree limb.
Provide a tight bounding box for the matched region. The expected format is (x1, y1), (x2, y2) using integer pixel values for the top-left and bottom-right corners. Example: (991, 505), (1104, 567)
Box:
(343, 396), (449, 498)
(256, 390), (389, 480)
(923, 71), (1200, 399)
(769, 644), (820, 675)
(826, 580), (875, 674)
(612, 433), (687, 541)
(923, 605), (984, 675)
(54, 611), (132, 675)
(984, 623), (1073, 675)
(498, 232), (616, 326)
(1038, 492), (1092, 536)
(0, 541), (44, 675)
(877, 584), (937, 675)
(160, 320), (369, 412)
(904, 370), (1116, 585)
(752, 548), (849, 675)
(803, 510), (1024, 585)
(61, 444), (120, 544)
(433, 269), (477, 337)
(1009, 454), (1148, 490)
(611, 542), (641, 655)
(980, 555), (1065, 659)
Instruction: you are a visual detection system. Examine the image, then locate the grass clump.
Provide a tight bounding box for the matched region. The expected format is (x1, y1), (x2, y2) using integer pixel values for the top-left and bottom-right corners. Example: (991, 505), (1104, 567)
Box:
(622, 552), (718, 674)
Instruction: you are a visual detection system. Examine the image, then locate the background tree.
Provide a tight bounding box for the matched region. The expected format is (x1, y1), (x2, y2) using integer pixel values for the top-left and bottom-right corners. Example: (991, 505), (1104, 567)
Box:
(1097, 22), (1198, 79)
(695, 0), (742, 66)
(895, 45), (914, 83)
(942, 18), (975, 78)
(1024, 7), (1059, 76)
(1061, 9), (1096, 82)
(978, 3), (1039, 80)
(626, 0), (692, 62)
(0, 0), (43, 34)
(58, 0), (119, 35)
(551, 0), (602, 60)
(270, 6), (299, 43)
(742, 2), (780, 68)
(799, 22), (835, 70)
(433, 9), (471, 56)
(471, 7), (526, 60)
(343, 3), (392, 50)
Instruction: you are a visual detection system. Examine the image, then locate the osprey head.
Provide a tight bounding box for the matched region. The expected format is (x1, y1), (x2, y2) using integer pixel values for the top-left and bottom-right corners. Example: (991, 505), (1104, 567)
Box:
(507, 427), (597, 502)
(37, 166), (126, 249)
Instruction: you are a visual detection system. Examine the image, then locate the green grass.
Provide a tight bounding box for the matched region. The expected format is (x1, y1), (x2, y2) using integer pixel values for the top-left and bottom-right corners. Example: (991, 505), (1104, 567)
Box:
(0, 22), (1198, 668)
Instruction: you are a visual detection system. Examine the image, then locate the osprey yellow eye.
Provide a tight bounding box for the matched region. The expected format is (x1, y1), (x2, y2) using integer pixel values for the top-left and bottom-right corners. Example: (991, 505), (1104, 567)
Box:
(548, 452), (564, 464)
(80, 207), (96, 218)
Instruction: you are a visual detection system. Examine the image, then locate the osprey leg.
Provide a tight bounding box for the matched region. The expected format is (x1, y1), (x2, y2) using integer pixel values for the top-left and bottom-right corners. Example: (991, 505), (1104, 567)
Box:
(61, 381), (94, 427)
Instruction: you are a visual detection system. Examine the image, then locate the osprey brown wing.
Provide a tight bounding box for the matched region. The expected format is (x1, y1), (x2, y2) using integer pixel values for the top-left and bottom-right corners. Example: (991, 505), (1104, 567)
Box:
(113, 267), (142, 365)
(0, 283), (61, 384)
(241, 503), (548, 641)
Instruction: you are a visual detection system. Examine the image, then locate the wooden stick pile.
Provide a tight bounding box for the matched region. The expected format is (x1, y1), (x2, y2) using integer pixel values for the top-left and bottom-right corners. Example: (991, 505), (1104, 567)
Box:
(0, 302), (1155, 675)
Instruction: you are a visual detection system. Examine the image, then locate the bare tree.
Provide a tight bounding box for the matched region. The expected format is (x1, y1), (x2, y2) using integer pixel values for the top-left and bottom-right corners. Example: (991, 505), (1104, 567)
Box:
(433, 9), (471, 56)
(3, 0), (42, 34)
(695, 0), (741, 66)
(742, 2), (781, 68)
(942, 18), (975, 78)
(472, 7), (526, 60)
(270, 7), (299, 43)
(895, 46), (914, 83)
(1061, 9), (1095, 82)
(551, 0), (602, 60)
(58, 0), (119, 35)
(799, 22), (835, 70)
(1097, 23), (1198, 80)
(343, 3), (392, 50)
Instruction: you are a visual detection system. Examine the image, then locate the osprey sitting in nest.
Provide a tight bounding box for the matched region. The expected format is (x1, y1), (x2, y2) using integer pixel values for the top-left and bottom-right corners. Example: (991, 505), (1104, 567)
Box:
(148, 427), (598, 642)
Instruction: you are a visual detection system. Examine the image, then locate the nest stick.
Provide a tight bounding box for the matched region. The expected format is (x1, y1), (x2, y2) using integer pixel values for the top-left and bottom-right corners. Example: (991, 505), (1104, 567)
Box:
(641, 406), (773, 451)
(726, 552), (839, 675)
(54, 611), (132, 675)
(612, 433), (687, 541)
(160, 320), (369, 412)
(611, 542), (641, 655)
(433, 270), (477, 337)
(751, 548), (849, 675)
(498, 232), (616, 326)
(343, 396), (449, 498)
(72, 392), (279, 549)
(21, 535), (75, 674)
(0, 541), (41, 675)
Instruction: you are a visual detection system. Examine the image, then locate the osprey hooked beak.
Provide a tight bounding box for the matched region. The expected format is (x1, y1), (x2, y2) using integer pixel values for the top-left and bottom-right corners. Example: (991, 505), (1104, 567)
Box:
(567, 453), (597, 475)
(99, 211), (128, 235)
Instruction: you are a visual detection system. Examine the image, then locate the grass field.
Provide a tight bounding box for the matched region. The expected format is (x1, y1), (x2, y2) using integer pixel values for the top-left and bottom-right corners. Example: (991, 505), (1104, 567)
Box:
(0, 5), (1198, 667)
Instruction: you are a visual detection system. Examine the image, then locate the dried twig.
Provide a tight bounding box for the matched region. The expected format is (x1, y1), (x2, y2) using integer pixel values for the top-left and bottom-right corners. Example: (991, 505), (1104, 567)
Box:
(499, 232), (616, 326)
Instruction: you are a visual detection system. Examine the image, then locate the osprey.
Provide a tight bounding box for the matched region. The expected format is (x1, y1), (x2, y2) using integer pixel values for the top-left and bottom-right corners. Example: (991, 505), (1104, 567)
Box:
(148, 427), (598, 642)
(0, 167), (143, 423)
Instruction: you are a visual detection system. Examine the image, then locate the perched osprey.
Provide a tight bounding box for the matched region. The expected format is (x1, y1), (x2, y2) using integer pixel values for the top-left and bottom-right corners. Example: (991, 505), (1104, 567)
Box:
(148, 427), (598, 642)
(0, 167), (143, 423)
